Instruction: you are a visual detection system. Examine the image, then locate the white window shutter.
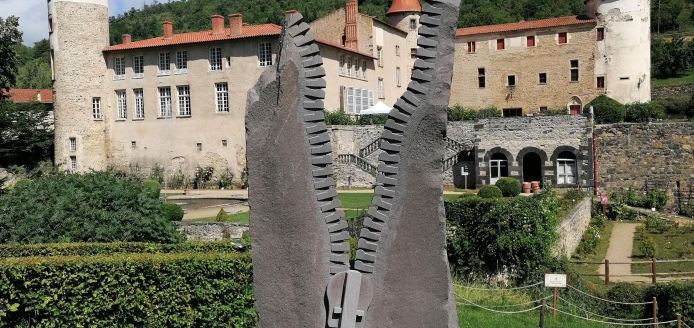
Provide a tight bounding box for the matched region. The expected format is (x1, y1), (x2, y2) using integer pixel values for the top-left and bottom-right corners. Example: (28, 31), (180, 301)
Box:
(362, 89), (369, 111)
(347, 87), (354, 114)
(355, 89), (362, 113)
(368, 90), (374, 107)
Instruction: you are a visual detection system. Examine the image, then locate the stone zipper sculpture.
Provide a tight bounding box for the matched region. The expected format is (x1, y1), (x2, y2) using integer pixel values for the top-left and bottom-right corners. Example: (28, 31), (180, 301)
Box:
(246, 1), (462, 327)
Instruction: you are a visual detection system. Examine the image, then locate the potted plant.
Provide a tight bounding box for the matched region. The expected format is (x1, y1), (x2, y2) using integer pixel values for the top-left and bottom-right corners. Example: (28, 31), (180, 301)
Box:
(183, 176), (192, 195)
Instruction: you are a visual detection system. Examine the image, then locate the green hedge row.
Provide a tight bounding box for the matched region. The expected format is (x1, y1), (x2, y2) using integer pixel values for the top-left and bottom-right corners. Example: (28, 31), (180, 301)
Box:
(0, 241), (241, 258)
(0, 251), (255, 327)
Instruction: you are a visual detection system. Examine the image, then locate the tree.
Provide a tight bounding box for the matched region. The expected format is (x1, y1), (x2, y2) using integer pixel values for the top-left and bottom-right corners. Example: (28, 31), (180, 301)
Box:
(0, 16), (22, 99)
(0, 100), (54, 168)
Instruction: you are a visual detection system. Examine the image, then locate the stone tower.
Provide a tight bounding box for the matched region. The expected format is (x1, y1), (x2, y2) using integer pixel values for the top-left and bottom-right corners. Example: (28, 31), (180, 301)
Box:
(387, 0), (422, 65)
(48, 0), (110, 171)
(588, 0), (651, 103)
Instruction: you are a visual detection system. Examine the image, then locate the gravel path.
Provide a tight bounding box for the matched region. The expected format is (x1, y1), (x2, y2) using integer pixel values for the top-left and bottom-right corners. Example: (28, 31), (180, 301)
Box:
(599, 223), (639, 278)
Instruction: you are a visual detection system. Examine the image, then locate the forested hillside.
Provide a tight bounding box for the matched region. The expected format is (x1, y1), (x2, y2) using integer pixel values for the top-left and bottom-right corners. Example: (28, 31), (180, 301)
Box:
(12, 39), (51, 90)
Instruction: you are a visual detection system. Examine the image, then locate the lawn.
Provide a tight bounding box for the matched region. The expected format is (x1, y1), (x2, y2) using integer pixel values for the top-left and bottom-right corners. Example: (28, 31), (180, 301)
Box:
(632, 223), (694, 274)
(652, 71), (694, 88)
(568, 221), (616, 287)
(457, 307), (614, 328)
(337, 192), (463, 209)
(187, 211), (250, 223)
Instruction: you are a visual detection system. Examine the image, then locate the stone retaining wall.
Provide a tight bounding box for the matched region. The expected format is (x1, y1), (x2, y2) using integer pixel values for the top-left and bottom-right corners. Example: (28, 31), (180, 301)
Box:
(652, 84), (694, 99)
(554, 197), (592, 258)
(175, 222), (249, 241)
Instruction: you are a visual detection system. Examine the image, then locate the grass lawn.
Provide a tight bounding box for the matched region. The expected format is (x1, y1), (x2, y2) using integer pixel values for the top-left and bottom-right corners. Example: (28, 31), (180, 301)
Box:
(632, 224), (694, 274)
(569, 221), (616, 288)
(457, 307), (613, 328)
(187, 211), (250, 223)
(652, 71), (694, 88)
(336, 192), (462, 210)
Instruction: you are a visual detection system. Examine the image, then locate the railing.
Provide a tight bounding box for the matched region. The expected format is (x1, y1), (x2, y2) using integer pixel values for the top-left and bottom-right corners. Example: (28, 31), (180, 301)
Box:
(443, 154), (459, 172)
(359, 138), (381, 158)
(570, 258), (694, 286)
(446, 137), (471, 153)
(337, 154), (378, 177)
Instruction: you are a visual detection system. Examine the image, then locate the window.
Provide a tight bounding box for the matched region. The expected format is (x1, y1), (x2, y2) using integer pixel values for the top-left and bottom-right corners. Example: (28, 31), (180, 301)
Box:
(92, 98), (102, 120)
(597, 28), (605, 41)
(222, 140), (228, 147)
(176, 51), (188, 74)
(497, 39), (505, 50)
(368, 90), (374, 107)
(69, 138), (76, 152)
(48, 18), (53, 33)
(559, 32), (568, 44)
(339, 54), (344, 75)
(116, 90), (127, 120)
(345, 87), (373, 114)
(347, 57), (352, 77)
(527, 35), (535, 47)
(539, 73), (547, 84)
(355, 88), (362, 113)
(226, 56), (232, 67)
(478, 68), (486, 88)
(70, 156), (77, 171)
(540, 107), (548, 112)
(346, 87), (354, 114)
(50, 50), (55, 81)
(597, 76), (605, 89)
(197, 143), (202, 152)
(411, 48), (417, 59)
(377, 47), (382, 67)
(396, 67), (401, 87)
(131, 141), (137, 149)
(620, 77), (630, 80)
(133, 55), (144, 78)
(570, 60), (579, 82)
(410, 19), (417, 30)
(215, 83), (229, 112)
(396, 45), (400, 56)
(355, 60), (359, 79)
(114, 57), (125, 80)
(158, 87), (172, 118)
(209, 48), (222, 71)
(557, 151), (577, 185)
(378, 78), (384, 99)
(489, 153), (508, 185)
(258, 42), (273, 67)
(362, 89), (370, 110)
(158, 53), (170, 75)
(134, 89), (144, 119)
(503, 108), (523, 117)
(177, 86), (191, 116)
(467, 41), (476, 53)
(507, 75), (516, 87)
(361, 60), (366, 79)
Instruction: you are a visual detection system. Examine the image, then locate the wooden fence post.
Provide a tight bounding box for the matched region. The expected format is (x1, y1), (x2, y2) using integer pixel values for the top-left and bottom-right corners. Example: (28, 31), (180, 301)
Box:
(553, 287), (557, 319)
(653, 297), (658, 328)
(605, 259), (610, 286)
(539, 299), (546, 328)
(678, 314), (681, 328)
(652, 259), (657, 285)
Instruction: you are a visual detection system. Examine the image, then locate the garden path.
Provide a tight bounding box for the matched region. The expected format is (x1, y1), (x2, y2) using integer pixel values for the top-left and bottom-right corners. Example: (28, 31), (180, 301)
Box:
(598, 223), (652, 283)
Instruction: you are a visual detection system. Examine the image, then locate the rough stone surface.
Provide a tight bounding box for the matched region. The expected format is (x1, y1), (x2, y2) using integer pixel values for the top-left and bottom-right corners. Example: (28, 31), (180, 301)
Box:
(174, 222), (248, 241)
(554, 197), (592, 258)
(358, 1), (461, 327)
(652, 84), (694, 98)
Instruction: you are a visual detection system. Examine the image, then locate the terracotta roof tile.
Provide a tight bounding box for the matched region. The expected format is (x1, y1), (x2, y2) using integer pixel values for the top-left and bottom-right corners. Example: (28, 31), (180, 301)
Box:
(456, 16), (596, 37)
(2, 89), (53, 103)
(105, 24), (282, 52)
(314, 38), (376, 59)
(387, 0), (422, 15)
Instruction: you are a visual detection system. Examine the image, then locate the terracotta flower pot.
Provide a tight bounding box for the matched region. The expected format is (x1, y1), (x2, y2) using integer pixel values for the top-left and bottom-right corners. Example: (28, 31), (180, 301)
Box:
(531, 181), (540, 193)
(522, 182), (531, 194)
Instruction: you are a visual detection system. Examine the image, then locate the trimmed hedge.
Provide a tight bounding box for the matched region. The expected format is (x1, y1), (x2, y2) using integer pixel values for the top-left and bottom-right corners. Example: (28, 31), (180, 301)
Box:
(584, 95), (625, 124)
(141, 179), (162, 198)
(0, 241), (241, 258)
(0, 251), (255, 327)
(162, 202), (185, 221)
(495, 177), (521, 197)
(625, 102), (665, 122)
(478, 185), (503, 199)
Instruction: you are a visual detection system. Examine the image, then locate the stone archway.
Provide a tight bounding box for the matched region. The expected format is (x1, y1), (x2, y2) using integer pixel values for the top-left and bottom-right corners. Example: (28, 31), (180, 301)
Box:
(567, 96), (583, 115)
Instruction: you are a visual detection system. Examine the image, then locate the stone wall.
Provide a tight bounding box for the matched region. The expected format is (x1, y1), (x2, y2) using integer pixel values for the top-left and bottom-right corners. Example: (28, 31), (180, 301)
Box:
(554, 197), (592, 258)
(175, 222), (248, 241)
(652, 84), (694, 99)
(595, 122), (694, 196)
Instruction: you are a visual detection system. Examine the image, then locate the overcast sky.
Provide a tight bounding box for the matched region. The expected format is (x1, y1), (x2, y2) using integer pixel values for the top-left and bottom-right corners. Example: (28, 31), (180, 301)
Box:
(1, 0), (179, 46)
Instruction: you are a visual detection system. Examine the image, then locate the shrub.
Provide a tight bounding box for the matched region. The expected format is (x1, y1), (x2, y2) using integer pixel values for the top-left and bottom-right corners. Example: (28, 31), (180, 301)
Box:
(495, 177), (521, 197)
(0, 251), (255, 327)
(541, 108), (569, 116)
(0, 241), (241, 258)
(0, 172), (183, 244)
(649, 188), (669, 211)
(575, 225), (602, 258)
(646, 215), (667, 232)
(625, 102), (665, 123)
(478, 185), (503, 199)
(141, 179), (161, 198)
(623, 187), (669, 211)
(584, 95), (626, 124)
(477, 106), (502, 119)
(448, 104), (478, 121)
(324, 110), (356, 125)
(216, 208), (232, 222)
(640, 236), (658, 259)
(162, 202), (184, 221)
(654, 95), (690, 117)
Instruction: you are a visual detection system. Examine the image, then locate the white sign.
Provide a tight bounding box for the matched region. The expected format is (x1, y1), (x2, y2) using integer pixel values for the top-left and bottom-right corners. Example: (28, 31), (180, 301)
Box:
(545, 274), (567, 288)
(461, 167), (469, 176)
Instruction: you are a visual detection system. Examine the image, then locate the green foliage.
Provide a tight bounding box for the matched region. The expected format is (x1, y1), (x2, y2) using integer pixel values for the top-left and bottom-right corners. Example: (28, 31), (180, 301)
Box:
(0, 100), (54, 168)
(141, 179), (162, 198)
(195, 166), (214, 189)
(12, 39), (52, 89)
(540, 108), (569, 116)
(323, 110), (387, 125)
(0, 241), (241, 258)
(0, 172), (183, 244)
(640, 235), (659, 259)
(651, 37), (690, 78)
(0, 251), (256, 327)
(445, 189), (560, 283)
(477, 106), (503, 119)
(584, 95), (626, 124)
(624, 102), (665, 122)
(495, 177), (521, 197)
(161, 203), (184, 222)
(624, 187), (669, 211)
(218, 171), (233, 189)
(478, 185), (503, 199)
(575, 225), (602, 258)
(653, 95), (691, 118)
(0, 16), (21, 98)
(215, 208), (232, 222)
(448, 104), (478, 121)
(646, 214), (668, 232)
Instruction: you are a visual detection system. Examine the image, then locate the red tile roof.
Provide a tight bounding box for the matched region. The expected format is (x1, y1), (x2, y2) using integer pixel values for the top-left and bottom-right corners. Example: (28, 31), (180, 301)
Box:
(315, 38), (376, 59)
(456, 16), (596, 37)
(2, 89), (53, 103)
(105, 24), (282, 52)
(387, 0), (422, 15)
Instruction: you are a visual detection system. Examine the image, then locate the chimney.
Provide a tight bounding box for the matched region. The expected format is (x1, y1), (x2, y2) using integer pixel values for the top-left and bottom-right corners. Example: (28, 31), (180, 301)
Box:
(163, 21), (173, 39)
(36, 90), (41, 102)
(211, 15), (225, 35)
(345, 0), (358, 50)
(285, 10), (298, 19)
(229, 14), (242, 37)
(122, 34), (131, 44)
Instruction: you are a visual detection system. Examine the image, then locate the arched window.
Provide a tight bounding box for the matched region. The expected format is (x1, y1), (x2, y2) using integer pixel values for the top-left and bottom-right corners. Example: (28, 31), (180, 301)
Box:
(489, 153), (508, 185)
(557, 151), (577, 185)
